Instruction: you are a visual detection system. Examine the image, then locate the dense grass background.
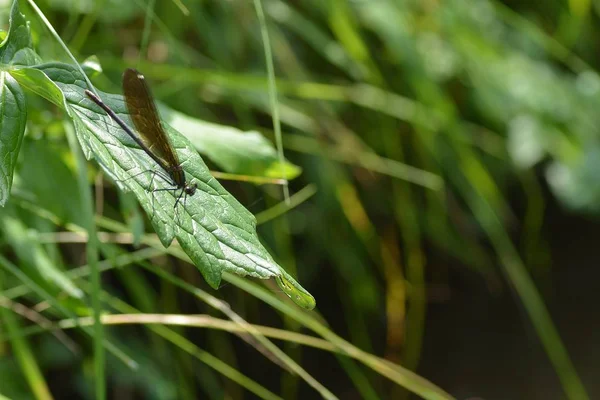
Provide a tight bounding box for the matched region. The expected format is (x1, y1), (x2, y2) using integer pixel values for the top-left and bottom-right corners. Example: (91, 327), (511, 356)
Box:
(1, 0), (599, 398)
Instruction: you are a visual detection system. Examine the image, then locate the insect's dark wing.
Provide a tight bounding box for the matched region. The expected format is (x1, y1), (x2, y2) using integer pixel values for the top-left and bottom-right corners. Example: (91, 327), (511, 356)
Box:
(122, 68), (181, 170)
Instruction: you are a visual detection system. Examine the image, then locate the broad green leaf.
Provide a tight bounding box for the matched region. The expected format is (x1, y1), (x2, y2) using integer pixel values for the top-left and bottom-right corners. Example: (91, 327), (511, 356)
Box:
(165, 107), (301, 180)
(13, 62), (315, 309)
(0, 0), (41, 206)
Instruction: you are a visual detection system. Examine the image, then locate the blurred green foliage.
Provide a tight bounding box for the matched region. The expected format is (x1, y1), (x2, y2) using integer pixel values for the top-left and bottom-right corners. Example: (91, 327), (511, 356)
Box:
(0, 0), (597, 398)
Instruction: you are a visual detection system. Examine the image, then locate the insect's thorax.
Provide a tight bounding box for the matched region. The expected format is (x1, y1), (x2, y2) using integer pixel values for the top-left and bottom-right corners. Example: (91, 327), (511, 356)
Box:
(168, 165), (185, 188)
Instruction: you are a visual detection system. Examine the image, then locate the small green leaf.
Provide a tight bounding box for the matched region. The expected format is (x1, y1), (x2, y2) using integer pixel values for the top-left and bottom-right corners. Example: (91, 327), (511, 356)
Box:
(81, 55), (102, 78)
(10, 67), (66, 108)
(165, 107), (301, 180)
(20, 62), (314, 308)
(0, 0), (41, 66)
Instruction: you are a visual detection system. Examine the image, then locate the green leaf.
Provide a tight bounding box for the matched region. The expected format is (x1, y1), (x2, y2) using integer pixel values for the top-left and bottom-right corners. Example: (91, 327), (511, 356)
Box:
(0, 0), (42, 206)
(0, 0), (41, 66)
(81, 55), (102, 78)
(9, 67), (66, 108)
(0, 72), (26, 206)
(16, 62), (315, 309)
(164, 106), (301, 180)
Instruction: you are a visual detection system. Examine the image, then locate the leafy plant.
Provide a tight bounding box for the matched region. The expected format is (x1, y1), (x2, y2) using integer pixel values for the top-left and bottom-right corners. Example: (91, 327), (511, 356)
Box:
(0, 0), (594, 399)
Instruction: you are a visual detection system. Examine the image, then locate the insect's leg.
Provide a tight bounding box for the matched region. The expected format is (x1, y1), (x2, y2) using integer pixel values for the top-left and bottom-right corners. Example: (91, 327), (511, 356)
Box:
(148, 170), (157, 189)
(152, 187), (180, 193)
(149, 187), (185, 225)
(151, 170), (175, 187)
(151, 187), (181, 211)
(174, 188), (185, 209)
(146, 170), (162, 220)
(150, 186), (156, 221)
(174, 189), (186, 225)
(178, 191), (192, 225)
(148, 186), (178, 223)
(114, 168), (156, 186)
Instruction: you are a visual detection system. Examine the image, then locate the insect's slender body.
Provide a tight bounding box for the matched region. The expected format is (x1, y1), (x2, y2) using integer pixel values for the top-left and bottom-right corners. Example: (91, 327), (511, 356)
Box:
(85, 68), (196, 204)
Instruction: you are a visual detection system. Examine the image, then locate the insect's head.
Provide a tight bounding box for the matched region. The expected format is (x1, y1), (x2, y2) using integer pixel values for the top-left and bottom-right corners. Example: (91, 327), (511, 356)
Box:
(185, 182), (197, 196)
